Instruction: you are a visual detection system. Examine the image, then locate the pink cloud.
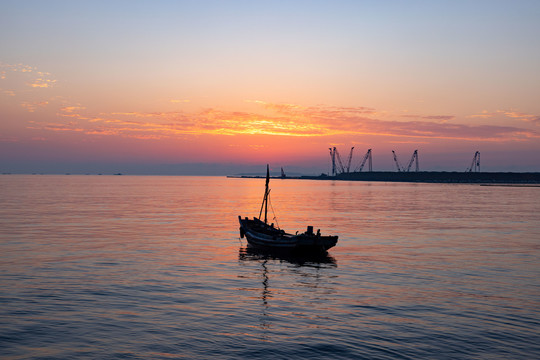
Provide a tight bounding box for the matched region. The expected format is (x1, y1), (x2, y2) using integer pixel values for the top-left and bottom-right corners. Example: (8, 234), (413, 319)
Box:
(26, 102), (538, 144)
(20, 101), (49, 112)
(470, 109), (539, 124)
(402, 115), (456, 121)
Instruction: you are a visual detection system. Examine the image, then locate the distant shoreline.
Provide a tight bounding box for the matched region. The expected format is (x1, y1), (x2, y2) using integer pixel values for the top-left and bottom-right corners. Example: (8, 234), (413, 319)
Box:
(229, 171), (540, 184)
(2, 172), (540, 184)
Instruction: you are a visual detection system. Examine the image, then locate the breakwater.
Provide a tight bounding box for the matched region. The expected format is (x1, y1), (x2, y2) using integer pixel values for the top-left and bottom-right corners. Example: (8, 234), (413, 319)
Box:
(300, 171), (540, 184)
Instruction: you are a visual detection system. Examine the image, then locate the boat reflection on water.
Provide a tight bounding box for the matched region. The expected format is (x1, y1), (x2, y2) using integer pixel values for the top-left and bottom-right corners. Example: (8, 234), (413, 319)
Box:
(238, 246), (338, 337)
(238, 245), (337, 267)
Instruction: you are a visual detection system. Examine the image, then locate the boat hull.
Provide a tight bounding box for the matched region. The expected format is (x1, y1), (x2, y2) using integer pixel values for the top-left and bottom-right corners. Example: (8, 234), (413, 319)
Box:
(238, 216), (338, 253)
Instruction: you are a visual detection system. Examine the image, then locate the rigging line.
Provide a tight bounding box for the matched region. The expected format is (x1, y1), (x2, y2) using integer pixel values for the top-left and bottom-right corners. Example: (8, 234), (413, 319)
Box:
(268, 192), (280, 229)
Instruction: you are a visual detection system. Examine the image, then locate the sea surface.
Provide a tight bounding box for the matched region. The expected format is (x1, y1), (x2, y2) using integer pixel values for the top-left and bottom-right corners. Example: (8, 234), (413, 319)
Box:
(1, 175), (539, 359)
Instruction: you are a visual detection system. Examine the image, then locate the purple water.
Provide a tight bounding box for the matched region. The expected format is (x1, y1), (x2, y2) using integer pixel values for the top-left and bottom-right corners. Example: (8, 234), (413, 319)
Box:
(1, 175), (539, 359)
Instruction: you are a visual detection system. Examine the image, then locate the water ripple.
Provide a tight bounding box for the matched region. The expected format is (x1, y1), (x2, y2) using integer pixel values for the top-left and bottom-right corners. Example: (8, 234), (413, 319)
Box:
(1, 176), (539, 359)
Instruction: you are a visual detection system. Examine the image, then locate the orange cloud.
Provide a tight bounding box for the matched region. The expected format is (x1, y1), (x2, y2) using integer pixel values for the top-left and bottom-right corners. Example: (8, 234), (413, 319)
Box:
(20, 100), (49, 112)
(29, 101), (539, 144)
(0, 62), (57, 89)
(29, 80), (55, 88)
(502, 111), (540, 123)
(469, 110), (494, 118)
(26, 121), (85, 133)
(58, 106), (89, 120)
(0, 63), (34, 73)
(4, 62), (536, 144)
(470, 109), (540, 124)
(401, 114), (455, 121)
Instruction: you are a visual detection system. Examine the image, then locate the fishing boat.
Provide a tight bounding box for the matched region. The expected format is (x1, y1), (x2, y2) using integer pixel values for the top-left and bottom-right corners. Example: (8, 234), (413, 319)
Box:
(238, 165), (338, 253)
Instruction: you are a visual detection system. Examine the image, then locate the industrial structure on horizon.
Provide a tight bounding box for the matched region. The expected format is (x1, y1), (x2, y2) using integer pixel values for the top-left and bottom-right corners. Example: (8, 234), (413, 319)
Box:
(328, 147), (480, 176)
(231, 148), (538, 184)
(467, 151), (481, 172)
(328, 147), (372, 176)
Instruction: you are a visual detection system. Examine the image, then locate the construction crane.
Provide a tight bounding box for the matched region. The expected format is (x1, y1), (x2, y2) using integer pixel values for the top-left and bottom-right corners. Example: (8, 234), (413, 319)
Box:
(405, 150), (419, 172)
(467, 151), (480, 172)
(392, 150), (404, 172)
(329, 147), (346, 175)
(345, 147), (354, 173)
(334, 147), (346, 174)
(354, 149), (372, 172)
(329, 147), (336, 176)
(393, 150), (419, 172)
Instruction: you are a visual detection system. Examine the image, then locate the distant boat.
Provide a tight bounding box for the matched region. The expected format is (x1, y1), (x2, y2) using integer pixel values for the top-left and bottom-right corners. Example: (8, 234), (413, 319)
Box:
(238, 165), (338, 253)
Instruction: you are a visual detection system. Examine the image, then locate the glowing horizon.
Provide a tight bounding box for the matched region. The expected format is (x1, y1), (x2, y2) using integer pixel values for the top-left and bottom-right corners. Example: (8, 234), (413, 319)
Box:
(1, 1), (539, 173)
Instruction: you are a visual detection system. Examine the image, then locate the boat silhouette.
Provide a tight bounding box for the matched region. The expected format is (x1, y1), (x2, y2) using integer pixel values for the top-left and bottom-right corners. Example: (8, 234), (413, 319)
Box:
(238, 165), (338, 253)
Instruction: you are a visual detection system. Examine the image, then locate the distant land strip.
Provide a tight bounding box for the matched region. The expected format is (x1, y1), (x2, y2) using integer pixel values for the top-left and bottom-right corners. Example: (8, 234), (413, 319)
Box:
(229, 172), (540, 184)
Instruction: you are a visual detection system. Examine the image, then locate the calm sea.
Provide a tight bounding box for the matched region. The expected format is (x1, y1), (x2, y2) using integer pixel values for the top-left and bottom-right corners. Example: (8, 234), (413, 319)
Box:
(1, 175), (539, 359)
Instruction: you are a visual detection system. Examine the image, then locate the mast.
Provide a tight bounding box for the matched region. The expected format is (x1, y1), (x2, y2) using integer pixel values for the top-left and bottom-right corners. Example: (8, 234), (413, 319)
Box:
(264, 164), (269, 224)
(258, 164), (270, 223)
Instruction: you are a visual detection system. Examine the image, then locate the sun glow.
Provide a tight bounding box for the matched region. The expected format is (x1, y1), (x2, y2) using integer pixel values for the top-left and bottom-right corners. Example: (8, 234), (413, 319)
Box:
(1, 0), (540, 173)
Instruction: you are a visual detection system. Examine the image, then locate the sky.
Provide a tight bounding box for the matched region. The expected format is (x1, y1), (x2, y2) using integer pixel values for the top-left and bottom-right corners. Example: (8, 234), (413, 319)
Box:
(1, 0), (539, 174)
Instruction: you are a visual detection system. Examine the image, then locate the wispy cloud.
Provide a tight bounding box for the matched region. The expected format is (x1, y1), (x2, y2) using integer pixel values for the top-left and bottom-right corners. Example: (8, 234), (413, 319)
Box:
(4, 63), (537, 143)
(28, 101), (540, 143)
(58, 106), (88, 119)
(20, 101), (49, 112)
(470, 109), (540, 124)
(29, 78), (56, 88)
(401, 114), (456, 122)
(503, 111), (540, 124)
(1, 62), (59, 116)
(0, 62), (57, 89)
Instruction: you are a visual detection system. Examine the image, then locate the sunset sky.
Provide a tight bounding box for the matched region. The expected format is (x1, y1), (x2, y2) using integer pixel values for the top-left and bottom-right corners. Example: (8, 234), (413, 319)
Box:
(1, 0), (539, 174)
